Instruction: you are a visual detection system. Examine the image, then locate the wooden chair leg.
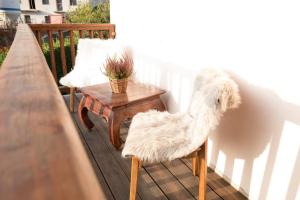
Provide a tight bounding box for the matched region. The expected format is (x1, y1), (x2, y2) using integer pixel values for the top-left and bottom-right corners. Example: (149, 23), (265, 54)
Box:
(192, 157), (199, 176)
(130, 157), (139, 200)
(199, 140), (207, 200)
(70, 87), (75, 112)
(138, 160), (143, 168)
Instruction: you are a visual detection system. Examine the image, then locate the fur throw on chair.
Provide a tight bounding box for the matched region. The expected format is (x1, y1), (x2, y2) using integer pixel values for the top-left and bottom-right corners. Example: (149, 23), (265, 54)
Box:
(59, 39), (128, 88)
(122, 68), (241, 163)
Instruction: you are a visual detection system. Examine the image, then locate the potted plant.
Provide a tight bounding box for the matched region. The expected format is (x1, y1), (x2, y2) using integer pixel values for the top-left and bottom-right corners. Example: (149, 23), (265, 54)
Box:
(102, 50), (134, 93)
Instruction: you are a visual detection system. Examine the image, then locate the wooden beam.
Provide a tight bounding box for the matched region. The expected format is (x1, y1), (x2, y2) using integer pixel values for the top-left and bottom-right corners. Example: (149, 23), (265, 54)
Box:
(36, 30), (42, 50)
(58, 30), (67, 75)
(199, 141), (208, 200)
(130, 157), (139, 200)
(79, 30), (83, 38)
(69, 30), (75, 68)
(47, 30), (58, 83)
(89, 30), (94, 38)
(30, 23), (115, 31)
(0, 24), (107, 200)
(29, 23), (117, 87)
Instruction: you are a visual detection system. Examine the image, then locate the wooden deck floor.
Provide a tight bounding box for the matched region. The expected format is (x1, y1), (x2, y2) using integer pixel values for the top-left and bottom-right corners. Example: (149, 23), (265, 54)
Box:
(64, 94), (248, 200)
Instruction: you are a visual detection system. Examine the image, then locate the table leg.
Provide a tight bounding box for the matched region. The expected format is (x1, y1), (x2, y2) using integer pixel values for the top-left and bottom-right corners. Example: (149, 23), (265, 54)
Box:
(108, 112), (122, 150)
(78, 96), (94, 130)
(156, 98), (166, 111)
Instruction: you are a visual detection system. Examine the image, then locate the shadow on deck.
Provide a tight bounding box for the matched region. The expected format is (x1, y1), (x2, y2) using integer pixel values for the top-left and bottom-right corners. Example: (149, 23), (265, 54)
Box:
(64, 94), (248, 200)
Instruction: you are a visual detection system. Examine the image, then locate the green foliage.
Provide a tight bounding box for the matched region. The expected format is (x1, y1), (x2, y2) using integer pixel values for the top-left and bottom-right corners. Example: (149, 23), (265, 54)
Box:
(0, 47), (9, 67)
(66, 2), (110, 23)
(0, 36), (77, 78)
(42, 37), (78, 81)
(0, 38), (76, 78)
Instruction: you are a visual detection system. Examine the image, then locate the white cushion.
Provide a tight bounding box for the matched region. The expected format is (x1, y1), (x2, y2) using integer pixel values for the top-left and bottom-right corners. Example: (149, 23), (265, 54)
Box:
(59, 39), (126, 88)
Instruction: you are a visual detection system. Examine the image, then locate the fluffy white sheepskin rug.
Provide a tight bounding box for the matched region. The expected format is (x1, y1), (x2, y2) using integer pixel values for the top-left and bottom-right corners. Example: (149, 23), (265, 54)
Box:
(122, 68), (241, 163)
(59, 39), (128, 88)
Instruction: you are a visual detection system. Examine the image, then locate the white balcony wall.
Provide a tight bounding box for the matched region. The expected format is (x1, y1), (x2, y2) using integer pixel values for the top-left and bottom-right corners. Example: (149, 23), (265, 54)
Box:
(110, 1), (300, 199)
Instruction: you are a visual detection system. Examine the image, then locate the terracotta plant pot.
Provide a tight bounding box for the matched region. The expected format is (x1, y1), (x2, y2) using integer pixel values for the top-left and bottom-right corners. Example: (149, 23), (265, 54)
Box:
(109, 78), (128, 93)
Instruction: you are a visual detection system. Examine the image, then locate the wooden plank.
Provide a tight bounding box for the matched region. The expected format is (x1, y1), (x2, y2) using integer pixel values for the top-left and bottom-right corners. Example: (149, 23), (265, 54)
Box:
(79, 30), (83, 38)
(69, 30), (75, 68)
(206, 168), (247, 200)
(63, 95), (115, 200)
(29, 23), (116, 74)
(89, 30), (94, 38)
(71, 95), (141, 200)
(59, 85), (70, 94)
(58, 30), (67, 75)
(72, 94), (245, 200)
(76, 93), (222, 200)
(199, 141), (207, 200)
(144, 163), (195, 200)
(130, 157), (139, 200)
(163, 160), (222, 200)
(83, 95), (168, 200)
(0, 24), (106, 200)
(70, 87), (75, 112)
(99, 31), (104, 39)
(79, 81), (166, 109)
(47, 30), (58, 83)
(30, 23), (115, 31)
(36, 30), (42, 50)
(182, 159), (247, 200)
(109, 26), (116, 39)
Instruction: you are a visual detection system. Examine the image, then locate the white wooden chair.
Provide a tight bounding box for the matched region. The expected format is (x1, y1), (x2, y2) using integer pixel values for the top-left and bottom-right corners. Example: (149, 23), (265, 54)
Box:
(59, 39), (126, 112)
(122, 68), (241, 200)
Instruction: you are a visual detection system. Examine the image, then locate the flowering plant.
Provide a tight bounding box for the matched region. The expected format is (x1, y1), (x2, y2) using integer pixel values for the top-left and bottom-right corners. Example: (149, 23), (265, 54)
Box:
(102, 50), (134, 80)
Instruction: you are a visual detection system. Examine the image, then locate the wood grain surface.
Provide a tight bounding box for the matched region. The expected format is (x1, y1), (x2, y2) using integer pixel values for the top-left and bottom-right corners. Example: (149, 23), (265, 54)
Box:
(0, 24), (106, 200)
(79, 81), (166, 108)
(64, 94), (248, 200)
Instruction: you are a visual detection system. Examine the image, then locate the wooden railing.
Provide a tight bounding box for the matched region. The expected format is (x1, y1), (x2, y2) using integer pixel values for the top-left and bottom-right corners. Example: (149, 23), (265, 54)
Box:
(0, 24), (107, 199)
(30, 24), (116, 93)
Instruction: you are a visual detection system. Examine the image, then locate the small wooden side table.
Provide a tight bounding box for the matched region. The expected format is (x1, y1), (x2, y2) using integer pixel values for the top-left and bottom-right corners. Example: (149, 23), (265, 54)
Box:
(78, 81), (166, 149)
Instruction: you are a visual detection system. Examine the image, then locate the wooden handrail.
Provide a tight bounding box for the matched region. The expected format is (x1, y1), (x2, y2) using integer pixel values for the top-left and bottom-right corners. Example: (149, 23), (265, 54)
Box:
(30, 23), (116, 31)
(0, 24), (107, 200)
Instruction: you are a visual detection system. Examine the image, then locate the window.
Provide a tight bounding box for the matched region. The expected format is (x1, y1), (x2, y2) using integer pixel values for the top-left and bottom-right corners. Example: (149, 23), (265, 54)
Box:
(56, 0), (63, 11)
(24, 15), (31, 24)
(29, 0), (36, 9)
(45, 16), (50, 23)
(43, 0), (49, 5)
(70, 0), (77, 6)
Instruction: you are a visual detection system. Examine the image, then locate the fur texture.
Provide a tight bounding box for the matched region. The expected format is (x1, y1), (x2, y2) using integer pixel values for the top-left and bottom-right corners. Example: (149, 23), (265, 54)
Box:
(122, 68), (241, 163)
(59, 39), (127, 87)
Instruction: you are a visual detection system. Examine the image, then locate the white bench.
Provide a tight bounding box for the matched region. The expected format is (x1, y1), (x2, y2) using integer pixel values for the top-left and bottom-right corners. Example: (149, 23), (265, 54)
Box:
(59, 38), (127, 111)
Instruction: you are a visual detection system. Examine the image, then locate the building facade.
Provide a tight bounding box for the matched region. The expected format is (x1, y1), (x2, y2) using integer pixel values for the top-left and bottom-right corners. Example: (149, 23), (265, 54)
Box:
(0, 0), (21, 27)
(20, 0), (105, 24)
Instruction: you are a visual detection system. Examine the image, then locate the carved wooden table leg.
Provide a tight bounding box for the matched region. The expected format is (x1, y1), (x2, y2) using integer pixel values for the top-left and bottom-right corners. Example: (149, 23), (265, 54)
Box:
(78, 96), (94, 130)
(105, 97), (165, 150)
(78, 82), (166, 150)
(108, 111), (122, 150)
(156, 98), (166, 111)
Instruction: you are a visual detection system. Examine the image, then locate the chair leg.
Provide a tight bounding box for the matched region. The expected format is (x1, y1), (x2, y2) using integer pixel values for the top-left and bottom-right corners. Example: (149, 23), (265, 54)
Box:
(70, 87), (75, 112)
(199, 140), (207, 200)
(130, 157), (139, 200)
(192, 157), (200, 176)
(138, 160), (143, 168)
